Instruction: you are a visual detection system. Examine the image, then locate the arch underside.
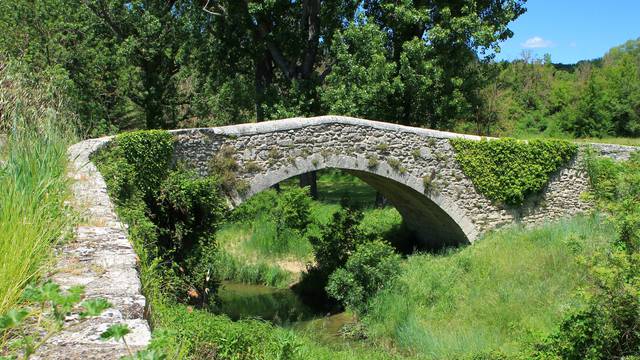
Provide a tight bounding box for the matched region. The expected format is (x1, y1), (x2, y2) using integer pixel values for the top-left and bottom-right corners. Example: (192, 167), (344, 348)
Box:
(346, 170), (469, 249)
(240, 165), (472, 249)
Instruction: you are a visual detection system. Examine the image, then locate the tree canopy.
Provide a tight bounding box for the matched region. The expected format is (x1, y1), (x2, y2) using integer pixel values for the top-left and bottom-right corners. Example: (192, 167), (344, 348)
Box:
(0, 0), (527, 135)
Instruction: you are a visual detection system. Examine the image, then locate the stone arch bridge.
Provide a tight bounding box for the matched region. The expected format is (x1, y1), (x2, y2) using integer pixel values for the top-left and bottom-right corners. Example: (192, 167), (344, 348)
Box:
(170, 115), (634, 248)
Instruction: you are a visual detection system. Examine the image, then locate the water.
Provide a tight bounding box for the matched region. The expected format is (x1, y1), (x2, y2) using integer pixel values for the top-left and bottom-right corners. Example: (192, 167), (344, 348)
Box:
(217, 282), (353, 342)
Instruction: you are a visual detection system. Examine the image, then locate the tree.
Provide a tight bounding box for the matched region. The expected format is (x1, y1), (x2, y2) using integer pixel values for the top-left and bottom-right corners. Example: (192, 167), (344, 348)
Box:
(322, 20), (402, 121)
(1, 0), (527, 135)
(326, 239), (401, 314)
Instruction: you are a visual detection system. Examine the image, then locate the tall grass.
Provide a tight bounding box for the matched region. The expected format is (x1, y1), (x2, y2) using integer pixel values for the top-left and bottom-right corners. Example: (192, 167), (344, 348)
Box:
(365, 214), (615, 358)
(0, 61), (76, 314)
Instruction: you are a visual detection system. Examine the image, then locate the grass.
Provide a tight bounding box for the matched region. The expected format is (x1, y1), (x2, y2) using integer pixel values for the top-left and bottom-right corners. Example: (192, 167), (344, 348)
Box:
(0, 127), (74, 315)
(0, 62), (77, 317)
(365, 214), (615, 358)
(575, 137), (640, 146)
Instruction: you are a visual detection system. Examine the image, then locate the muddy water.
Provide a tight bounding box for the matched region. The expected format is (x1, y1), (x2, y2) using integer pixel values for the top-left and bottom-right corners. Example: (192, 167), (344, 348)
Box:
(217, 282), (353, 342)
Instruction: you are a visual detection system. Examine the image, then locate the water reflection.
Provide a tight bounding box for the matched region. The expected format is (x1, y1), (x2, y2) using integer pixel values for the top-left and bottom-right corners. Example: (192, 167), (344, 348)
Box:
(217, 282), (354, 342)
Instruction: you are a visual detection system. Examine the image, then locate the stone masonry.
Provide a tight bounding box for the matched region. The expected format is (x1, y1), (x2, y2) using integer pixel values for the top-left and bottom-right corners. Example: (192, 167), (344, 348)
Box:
(172, 115), (638, 247)
(35, 139), (151, 359)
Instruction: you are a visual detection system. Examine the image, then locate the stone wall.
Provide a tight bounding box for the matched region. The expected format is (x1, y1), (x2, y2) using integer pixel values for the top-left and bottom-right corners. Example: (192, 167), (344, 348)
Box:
(172, 115), (638, 247)
(36, 138), (151, 359)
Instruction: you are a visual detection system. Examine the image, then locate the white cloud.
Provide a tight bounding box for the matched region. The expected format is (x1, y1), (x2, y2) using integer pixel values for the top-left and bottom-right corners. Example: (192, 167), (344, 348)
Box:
(569, 41), (577, 48)
(521, 36), (553, 49)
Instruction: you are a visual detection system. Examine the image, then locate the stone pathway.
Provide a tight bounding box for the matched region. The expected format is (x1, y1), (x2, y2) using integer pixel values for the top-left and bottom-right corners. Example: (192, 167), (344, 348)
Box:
(35, 139), (151, 359)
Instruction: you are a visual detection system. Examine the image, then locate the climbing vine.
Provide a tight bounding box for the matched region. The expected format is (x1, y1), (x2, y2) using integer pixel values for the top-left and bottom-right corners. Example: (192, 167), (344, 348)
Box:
(450, 138), (578, 205)
(112, 130), (175, 200)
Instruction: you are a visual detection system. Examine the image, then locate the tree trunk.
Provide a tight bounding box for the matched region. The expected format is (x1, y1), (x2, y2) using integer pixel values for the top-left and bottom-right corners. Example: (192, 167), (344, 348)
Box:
(255, 50), (272, 122)
(375, 191), (387, 208)
(299, 172), (318, 199)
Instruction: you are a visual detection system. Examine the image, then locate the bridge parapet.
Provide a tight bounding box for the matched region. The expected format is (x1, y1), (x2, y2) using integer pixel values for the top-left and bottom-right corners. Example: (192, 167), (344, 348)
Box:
(171, 116), (631, 247)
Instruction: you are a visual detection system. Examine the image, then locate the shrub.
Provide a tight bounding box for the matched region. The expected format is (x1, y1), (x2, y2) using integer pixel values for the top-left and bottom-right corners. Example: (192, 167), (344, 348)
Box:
(113, 130), (174, 200)
(306, 207), (367, 289)
(271, 187), (312, 233)
(92, 144), (138, 203)
(450, 138), (577, 205)
(326, 240), (401, 314)
(532, 248), (640, 359)
(155, 169), (228, 306)
(530, 151), (640, 359)
(585, 150), (640, 206)
(231, 190), (279, 221)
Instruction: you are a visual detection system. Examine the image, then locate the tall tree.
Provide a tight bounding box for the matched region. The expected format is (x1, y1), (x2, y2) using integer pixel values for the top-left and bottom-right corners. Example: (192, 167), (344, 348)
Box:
(322, 0), (526, 129)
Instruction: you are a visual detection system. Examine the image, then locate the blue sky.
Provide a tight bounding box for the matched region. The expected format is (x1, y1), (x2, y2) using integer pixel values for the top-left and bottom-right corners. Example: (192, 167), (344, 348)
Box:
(494, 0), (640, 64)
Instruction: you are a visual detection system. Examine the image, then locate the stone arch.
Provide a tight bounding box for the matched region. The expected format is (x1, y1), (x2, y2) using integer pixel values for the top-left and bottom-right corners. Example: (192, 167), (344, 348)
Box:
(234, 153), (479, 248)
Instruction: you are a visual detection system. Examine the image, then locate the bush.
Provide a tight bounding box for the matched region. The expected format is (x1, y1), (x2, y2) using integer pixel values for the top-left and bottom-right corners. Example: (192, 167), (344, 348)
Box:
(271, 186), (312, 233)
(308, 207), (366, 280)
(532, 249), (640, 359)
(156, 169), (227, 258)
(154, 169), (228, 306)
(326, 240), (401, 314)
(450, 138), (577, 205)
(230, 189), (279, 221)
(113, 130), (174, 200)
(92, 144), (138, 203)
(95, 136), (229, 308)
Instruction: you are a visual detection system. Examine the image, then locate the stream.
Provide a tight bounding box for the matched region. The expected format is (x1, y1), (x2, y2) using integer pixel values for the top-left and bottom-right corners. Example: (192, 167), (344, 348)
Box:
(217, 282), (353, 343)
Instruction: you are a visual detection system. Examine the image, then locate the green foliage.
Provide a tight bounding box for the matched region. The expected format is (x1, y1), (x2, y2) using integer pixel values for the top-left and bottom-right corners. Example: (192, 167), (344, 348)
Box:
(364, 215), (614, 358)
(0, 283), (109, 359)
(422, 174), (436, 194)
(155, 169), (227, 306)
(387, 158), (401, 171)
(152, 304), (301, 360)
(528, 151), (640, 359)
(0, 63), (75, 316)
(327, 240), (401, 314)
(156, 169), (226, 259)
(271, 187), (312, 236)
(212, 251), (292, 288)
(450, 138), (578, 205)
(94, 136), (229, 309)
(113, 131), (174, 200)
(477, 40), (640, 138)
(230, 190), (279, 222)
(2, 0), (526, 131)
(322, 21), (403, 121)
(101, 323), (132, 343)
(531, 226), (640, 359)
(585, 150), (640, 205)
(306, 207), (368, 292)
(79, 298), (111, 319)
(367, 155), (379, 169)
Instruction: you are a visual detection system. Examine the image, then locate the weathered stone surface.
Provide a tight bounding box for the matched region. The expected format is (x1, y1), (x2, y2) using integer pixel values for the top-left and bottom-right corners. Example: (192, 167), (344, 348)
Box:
(35, 138), (151, 359)
(171, 115), (637, 247)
